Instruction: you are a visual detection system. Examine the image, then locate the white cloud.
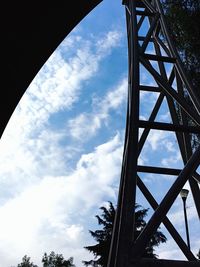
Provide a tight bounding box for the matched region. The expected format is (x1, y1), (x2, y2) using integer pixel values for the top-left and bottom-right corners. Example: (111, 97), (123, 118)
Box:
(0, 133), (123, 266)
(0, 29), (124, 266)
(1, 3), (198, 265)
(146, 130), (176, 152)
(154, 180), (200, 261)
(156, 222), (200, 261)
(3, 29), (122, 140)
(99, 78), (127, 112)
(0, 29), (123, 200)
(67, 113), (103, 140)
(96, 31), (122, 56)
(67, 78), (127, 140)
(0, 128), (74, 204)
(161, 151), (182, 168)
(156, 238), (186, 260)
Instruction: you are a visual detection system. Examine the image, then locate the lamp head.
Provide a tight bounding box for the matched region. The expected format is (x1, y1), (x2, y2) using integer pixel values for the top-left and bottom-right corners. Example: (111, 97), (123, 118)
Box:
(180, 188), (189, 201)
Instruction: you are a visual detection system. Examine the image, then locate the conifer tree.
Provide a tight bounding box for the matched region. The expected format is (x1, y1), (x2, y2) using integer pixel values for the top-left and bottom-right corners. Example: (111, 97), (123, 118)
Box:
(83, 202), (167, 267)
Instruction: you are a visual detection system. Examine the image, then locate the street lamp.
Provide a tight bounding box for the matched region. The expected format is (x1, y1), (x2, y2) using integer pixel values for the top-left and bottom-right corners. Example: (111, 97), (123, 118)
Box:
(180, 188), (190, 250)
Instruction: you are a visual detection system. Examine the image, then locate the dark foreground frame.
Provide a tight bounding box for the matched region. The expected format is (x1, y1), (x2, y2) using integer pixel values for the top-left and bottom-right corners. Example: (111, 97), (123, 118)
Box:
(1, 0), (102, 138)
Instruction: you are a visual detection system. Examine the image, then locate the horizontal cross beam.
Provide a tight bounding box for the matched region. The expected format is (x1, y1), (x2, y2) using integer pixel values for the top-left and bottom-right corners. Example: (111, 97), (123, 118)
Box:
(137, 165), (181, 175)
(131, 258), (199, 267)
(139, 120), (200, 134)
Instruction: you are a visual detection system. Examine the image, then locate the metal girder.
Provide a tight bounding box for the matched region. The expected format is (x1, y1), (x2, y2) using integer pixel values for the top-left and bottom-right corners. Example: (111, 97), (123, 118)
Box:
(131, 258), (200, 267)
(107, 0), (200, 267)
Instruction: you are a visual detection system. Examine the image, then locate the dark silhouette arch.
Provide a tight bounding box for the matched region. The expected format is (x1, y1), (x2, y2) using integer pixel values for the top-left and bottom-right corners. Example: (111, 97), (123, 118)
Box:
(1, 0), (102, 138)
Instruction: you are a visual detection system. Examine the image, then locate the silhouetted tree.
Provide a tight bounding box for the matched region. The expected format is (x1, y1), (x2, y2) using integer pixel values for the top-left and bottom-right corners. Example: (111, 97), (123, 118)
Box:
(42, 251), (75, 267)
(162, 0), (200, 94)
(162, 0), (200, 149)
(197, 249), (200, 260)
(17, 255), (38, 267)
(83, 201), (167, 267)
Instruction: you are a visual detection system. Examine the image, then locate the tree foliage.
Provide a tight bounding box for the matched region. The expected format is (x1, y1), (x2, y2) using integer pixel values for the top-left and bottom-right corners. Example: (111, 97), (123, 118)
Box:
(42, 251), (75, 267)
(15, 252), (75, 267)
(162, 0), (200, 93)
(161, 1), (200, 148)
(83, 201), (167, 267)
(17, 255), (38, 267)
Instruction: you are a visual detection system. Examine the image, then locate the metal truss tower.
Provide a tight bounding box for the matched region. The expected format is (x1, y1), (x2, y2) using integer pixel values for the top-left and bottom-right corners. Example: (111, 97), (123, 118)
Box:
(107, 0), (200, 266)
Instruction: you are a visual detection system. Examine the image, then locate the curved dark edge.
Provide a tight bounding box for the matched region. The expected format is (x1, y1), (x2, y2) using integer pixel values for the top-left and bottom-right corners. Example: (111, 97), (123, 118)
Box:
(1, 0), (102, 138)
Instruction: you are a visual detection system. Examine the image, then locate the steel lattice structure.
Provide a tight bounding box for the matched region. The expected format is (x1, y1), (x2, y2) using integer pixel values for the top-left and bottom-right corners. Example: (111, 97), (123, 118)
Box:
(107, 0), (200, 266)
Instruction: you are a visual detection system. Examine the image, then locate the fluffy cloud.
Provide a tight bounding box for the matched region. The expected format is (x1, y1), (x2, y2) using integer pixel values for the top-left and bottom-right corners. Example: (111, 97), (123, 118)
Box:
(0, 134), (123, 266)
(0, 29), (124, 266)
(0, 29), (123, 199)
(67, 78), (127, 140)
(5, 30), (122, 138)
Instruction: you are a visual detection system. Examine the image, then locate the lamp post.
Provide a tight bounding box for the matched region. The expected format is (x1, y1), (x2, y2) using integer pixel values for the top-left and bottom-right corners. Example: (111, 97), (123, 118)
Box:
(180, 188), (190, 250)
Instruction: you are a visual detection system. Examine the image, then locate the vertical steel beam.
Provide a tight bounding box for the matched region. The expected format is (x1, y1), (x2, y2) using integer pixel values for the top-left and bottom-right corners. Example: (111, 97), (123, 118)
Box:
(108, 1), (200, 266)
(107, 1), (140, 266)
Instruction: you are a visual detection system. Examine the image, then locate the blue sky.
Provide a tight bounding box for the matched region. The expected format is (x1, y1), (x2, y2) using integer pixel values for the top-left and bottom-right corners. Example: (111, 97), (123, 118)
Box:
(0, 0), (199, 266)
